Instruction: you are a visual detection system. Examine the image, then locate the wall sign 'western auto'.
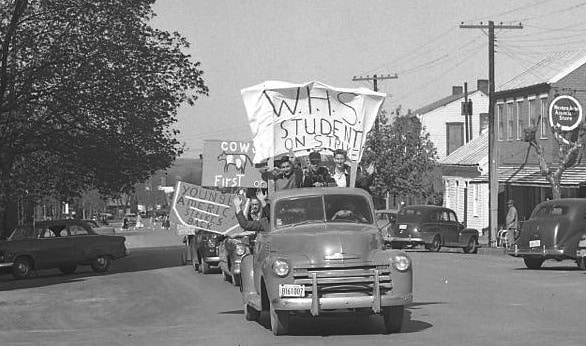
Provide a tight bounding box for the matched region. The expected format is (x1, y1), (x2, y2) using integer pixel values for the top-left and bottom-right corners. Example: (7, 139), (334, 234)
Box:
(549, 95), (583, 132)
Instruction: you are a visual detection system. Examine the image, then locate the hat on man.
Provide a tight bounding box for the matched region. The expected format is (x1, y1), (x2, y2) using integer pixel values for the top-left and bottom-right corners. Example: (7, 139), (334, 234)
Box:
(507, 199), (514, 205)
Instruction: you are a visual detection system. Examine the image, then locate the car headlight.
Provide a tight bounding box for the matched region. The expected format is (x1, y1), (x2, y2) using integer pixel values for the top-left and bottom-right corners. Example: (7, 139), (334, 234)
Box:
(391, 254), (411, 272)
(272, 259), (290, 277)
(412, 227), (419, 233)
(235, 243), (246, 256)
(0, 251), (4, 263)
(207, 239), (215, 248)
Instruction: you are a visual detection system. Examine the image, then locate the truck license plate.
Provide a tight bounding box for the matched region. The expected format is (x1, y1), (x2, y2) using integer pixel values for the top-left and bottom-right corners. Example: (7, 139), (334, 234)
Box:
(279, 284), (305, 297)
(529, 240), (541, 248)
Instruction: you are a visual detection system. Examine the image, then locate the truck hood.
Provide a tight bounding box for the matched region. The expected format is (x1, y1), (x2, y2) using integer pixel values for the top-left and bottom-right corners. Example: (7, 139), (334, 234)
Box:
(268, 223), (381, 266)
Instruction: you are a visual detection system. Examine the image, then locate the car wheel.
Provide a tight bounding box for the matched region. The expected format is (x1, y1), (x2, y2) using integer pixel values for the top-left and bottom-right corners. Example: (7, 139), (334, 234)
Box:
(223, 270), (231, 282)
(523, 257), (544, 270)
(244, 302), (260, 321)
(578, 257), (586, 270)
(12, 257), (33, 280)
(382, 306), (404, 334)
(202, 260), (211, 274)
(232, 273), (242, 287)
(428, 236), (441, 252)
(59, 265), (77, 275)
(463, 236), (478, 254)
(91, 255), (112, 272)
(269, 301), (290, 335)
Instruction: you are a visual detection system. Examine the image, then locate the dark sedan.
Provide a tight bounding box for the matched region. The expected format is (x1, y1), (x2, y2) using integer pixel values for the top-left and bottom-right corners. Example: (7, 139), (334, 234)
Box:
(0, 219), (128, 279)
(388, 205), (479, 253)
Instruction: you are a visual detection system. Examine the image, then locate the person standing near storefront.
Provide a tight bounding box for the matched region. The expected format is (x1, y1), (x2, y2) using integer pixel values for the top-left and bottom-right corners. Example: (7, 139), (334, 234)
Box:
(506, 199), (519, 247)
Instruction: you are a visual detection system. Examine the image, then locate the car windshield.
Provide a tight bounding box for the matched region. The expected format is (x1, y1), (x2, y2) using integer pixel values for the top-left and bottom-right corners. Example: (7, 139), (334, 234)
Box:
(397, 208), (425, 222)
(273, 194), (373, 229)
(8, 225), (38, 240)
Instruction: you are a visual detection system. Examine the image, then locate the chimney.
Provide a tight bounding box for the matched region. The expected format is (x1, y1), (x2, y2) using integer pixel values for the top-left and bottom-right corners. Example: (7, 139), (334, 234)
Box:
(477, 79), (489, 94)
(452, 86), (463, 96)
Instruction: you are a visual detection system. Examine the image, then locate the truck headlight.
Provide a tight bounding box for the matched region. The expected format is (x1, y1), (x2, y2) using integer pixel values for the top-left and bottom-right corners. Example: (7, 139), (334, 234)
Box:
(272, 259), (290, 277)
(391, 254), (411, 272)
(235, 243), (246, 256)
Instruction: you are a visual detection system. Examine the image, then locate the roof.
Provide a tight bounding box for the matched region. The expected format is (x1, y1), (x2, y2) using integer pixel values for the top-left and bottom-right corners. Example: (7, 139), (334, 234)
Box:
(412, 89), (485, 115)
(497, 50), (586, 92)
(471, 165), (586, 187)
(439, 132), (488, 166)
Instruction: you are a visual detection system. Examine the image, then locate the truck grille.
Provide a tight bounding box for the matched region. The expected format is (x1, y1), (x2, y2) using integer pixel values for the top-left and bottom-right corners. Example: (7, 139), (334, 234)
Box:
(292, 265), (392, 293)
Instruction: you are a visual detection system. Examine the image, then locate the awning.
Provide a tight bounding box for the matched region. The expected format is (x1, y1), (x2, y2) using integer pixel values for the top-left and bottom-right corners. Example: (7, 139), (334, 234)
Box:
(471, 166), (586, 187)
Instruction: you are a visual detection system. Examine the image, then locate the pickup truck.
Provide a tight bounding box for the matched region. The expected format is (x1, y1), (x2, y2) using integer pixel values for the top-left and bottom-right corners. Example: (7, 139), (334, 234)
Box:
(239, 187), (413, 335)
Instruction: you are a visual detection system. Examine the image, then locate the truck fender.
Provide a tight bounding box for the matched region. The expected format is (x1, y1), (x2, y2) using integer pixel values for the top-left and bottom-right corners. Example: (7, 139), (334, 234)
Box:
(240, 254), (256, 296)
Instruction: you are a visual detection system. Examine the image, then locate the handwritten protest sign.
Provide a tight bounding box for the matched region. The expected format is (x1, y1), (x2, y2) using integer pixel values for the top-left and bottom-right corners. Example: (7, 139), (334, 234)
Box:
(241, 81), (386, 164)
(201, 140), (267, 188)
(170, 181), (239, 235)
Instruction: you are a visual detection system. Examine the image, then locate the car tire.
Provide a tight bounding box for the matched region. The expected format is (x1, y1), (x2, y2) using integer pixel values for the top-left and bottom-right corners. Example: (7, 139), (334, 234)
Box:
(232, 273), (242, 287)
(202, 260), (211, 274)
(382, 306), (404, 334)
(59, 265), (77, 275)
(244, 303), (260, 321)
(523, 257), (544, 270)
(428, 236), (441, 252)
(462, 236), (478, 254)
(12, 257), (33, 280)
(91, 255), (112, 273)
(269, 301), (290, 335)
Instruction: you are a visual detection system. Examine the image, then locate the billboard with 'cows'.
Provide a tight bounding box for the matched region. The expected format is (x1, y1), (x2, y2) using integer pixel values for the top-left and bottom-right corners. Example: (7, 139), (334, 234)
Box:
(201, 140), (268, 188)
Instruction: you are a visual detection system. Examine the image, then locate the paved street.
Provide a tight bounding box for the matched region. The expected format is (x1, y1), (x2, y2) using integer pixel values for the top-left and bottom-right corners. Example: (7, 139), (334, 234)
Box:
(1, 228), (585, 346)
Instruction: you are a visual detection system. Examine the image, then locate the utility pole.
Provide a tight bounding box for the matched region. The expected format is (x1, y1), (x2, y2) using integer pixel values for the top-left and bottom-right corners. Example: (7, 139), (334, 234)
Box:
(460, 21), (522, 247)
(352, 73), (398, 132)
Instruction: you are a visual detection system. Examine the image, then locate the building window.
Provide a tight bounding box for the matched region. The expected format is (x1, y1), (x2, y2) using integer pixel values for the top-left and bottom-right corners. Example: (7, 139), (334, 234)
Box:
(528, 98), (537, 128)
(497, 103), (505, 140)
(479, 113), (489, 134)
(516, 101), (524, 140)
(540, 97), (548, 139)
(507, 102), (514, 140)
(473, 184), (479, 217)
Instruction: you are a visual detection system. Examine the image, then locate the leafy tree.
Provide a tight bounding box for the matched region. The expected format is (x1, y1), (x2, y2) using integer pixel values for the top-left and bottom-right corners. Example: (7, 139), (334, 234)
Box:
(362, 111), (438, 204)
(523, 117), (586, 199)
(0, 0), (208, 234)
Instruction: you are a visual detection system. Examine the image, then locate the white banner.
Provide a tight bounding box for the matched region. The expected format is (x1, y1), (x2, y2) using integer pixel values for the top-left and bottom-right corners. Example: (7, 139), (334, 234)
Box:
(241, 81), (386, 164)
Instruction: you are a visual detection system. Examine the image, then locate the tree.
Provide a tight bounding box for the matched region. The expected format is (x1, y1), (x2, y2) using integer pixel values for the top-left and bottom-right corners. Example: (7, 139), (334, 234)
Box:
(523, 118), (586, 199)
(0, 0), (208, 235)
(362, 111), (438, 204)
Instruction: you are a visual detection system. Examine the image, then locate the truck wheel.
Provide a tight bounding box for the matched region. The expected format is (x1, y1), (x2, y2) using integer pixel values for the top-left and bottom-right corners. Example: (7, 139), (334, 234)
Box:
(462, 236), (478, 254)
(523, 257), (544, 269)
(382, 306), (404, 334)
(244, 303), (260, 321)
(270, 301), (290, 335)
(12, 257), (33, 280)
(428, 236), (441, 252)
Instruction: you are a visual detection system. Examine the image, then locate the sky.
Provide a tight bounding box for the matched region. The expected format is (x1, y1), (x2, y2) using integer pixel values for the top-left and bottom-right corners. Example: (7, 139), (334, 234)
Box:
(151, 0), (586, 158)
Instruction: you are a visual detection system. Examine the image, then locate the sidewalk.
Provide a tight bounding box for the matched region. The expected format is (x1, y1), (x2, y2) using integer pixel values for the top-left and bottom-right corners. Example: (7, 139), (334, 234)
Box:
(477, 233), (508, 257)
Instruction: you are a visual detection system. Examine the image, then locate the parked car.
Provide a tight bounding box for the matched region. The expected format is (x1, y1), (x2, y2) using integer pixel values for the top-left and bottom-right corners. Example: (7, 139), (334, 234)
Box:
(123, 213), (137, 228)
(375, 209), (398, 246)
(190, 231), (222, 274)
(219, 232), (252, 286)
(0, 219), (128, 279)
(388, 205), (479, 253)
(507, 198), (586, 269)
(240, 187), (412, 335)
(83, 219), (116, 235)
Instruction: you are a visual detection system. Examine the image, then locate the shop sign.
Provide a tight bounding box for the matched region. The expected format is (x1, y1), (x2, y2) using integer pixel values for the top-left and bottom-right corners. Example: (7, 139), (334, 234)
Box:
(549, 95), (583, 131)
